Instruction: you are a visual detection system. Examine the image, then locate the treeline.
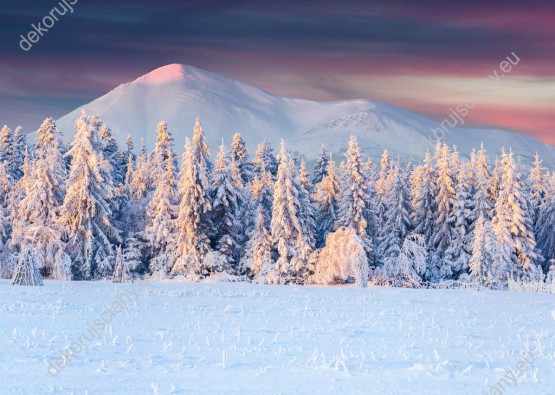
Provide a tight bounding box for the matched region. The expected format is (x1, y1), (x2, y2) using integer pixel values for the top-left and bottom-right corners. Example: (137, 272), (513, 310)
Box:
(0, 112), (554, 288)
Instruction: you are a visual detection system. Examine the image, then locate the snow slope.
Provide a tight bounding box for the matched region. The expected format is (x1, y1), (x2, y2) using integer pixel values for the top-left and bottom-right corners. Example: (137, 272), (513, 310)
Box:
(57, 64), (555, 166)
(2, 280), (554, 394)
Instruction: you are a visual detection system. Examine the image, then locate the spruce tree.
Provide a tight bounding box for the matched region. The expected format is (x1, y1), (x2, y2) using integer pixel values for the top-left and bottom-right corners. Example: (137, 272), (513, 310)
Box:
(58, 112), (121, 279)
(313, 159), (340, 248)
(240, 205), (273, 279)
(492, 149), (538, 283)
(143, 152), (178, 276)
(173, 138), (212, 277)
(536, 172), (555, 271)
(253, 140), (278, 178)
(231, 132), (253, 184)
(271, 141), (314, 283)
(312, 145), (329, 185)
(469, 214), (495, 287)
(378, 163), (412, 259)
(335, 136), (369, 238)
(430, 143), (457, 280)
(208, 142), (244, 270)
(528, 153), (548, 228)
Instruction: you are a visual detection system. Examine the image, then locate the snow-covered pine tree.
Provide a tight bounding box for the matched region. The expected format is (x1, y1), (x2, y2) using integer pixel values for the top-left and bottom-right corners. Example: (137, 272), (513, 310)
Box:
(411, 151), (437, 248)
(112, 245), (133, 283)
(0, 161), (13, 270)
(173, 138), (212, 277)
(0, 125), (12, 165)
(191, 117), (212, 178)
(271, 141), (315, 283)
(363, 158), (379, 242)
(445, 160), (472, 278)
(58, 112), (121, 280)
(153, 121), (177, 179)
(546, 260), (555, 284)
(299, 158), (313, 194)
(528, 152), (548, 228)
(469, 214), (495, 287)
(471, 144), (494, 223)
(251, 164), (274, 226)
(253, 140), (278, 178)
(11, 126), (26, 181)
(240, 205), (273, 279)
(129, 140), (153, 200)
(536, 172), (555, 271)
(312, 145), (329, 185)
(208, 142), (244, 271)
(143, 151), (178, 276)
(13, 141), (71, 279)
(492, 149), (539, 284)
(231, 132), (253, 184)
(313, 159), (340, 248)
(336, 136), (369, 238)
(375, 149), (392, 229)
(378, 162), (412, 259)
(490, 157), (501, 202)
(12, 246), (43, 286)
(429, 143), (457, 281)
(98, 122), (125, 185)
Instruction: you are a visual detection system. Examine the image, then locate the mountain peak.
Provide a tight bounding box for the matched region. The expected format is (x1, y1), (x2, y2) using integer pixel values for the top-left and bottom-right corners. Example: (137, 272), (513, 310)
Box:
(133, 64), (192, 85)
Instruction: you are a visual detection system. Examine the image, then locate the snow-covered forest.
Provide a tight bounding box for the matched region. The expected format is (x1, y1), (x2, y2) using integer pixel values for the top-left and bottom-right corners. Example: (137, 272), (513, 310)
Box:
(1, 112), (555, 288)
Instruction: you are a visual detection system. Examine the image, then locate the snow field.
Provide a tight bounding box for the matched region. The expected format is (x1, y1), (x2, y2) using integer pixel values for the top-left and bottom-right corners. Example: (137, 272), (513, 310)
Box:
(1, 280), (554, 394)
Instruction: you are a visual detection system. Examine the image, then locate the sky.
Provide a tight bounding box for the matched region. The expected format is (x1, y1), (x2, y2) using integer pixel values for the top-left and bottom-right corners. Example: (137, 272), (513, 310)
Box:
(1, 0), (554, 144)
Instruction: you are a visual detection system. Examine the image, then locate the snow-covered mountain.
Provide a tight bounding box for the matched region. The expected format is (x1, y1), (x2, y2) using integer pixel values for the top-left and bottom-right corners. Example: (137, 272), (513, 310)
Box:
(57, 64), (555, 166)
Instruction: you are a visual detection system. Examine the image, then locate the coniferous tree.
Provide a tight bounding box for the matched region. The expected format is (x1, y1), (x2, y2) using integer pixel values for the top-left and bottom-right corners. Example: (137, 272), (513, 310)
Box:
(13, 125), (71, 280)
(492, 149), (539, 284)
(528, 153), (548, 228)
(312, 145), (329, 185)
(143, 152), (178, 276)
(0, 125), (12, 165)
(240, 205), (273, 279)
(231, 132), (253, 184)
(536, 172), (555, 271)
(253, 140), (278, 178)
(191, 117), (212, 177)
(173, 138), (212, 277)
(0, 161), (13, 265)
(271, 141), (314, 283)
(58, 112), (121, 279)
(469, 214), (495, 287)
(11, 126), (26, 181)
(336, 136), (369, 238)
(445, 161), (472, 277)
(251, 164), (274, 226)
(112, 245), (133, 283)
(471, 144), (494, 224)
(378, 163), (412, 259)
(153, 121), (177, 179)
(430, 143), (457, 280)
(411, 151), (437, 248)
(208, 142), (244, 270)
(314, 159), (340, 248)
(97, 122), (124, 185)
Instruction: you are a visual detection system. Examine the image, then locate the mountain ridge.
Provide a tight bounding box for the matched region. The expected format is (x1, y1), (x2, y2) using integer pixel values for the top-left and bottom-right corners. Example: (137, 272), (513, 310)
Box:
(57, 64), (555, 167)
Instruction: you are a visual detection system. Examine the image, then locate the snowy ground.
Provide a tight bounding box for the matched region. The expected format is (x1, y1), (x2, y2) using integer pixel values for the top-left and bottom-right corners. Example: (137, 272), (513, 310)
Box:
(1, 280), (554, 394)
